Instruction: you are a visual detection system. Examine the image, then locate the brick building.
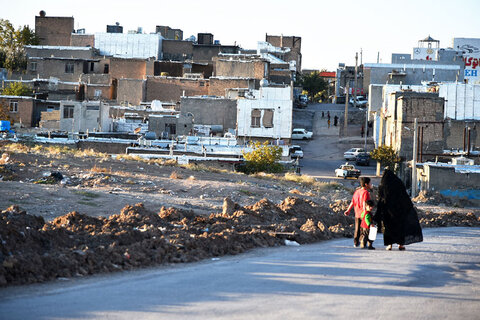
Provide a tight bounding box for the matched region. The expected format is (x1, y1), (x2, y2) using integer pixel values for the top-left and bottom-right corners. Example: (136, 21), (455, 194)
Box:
(209, 77), (256, 97)
(145, 77), (209, 102)
(265, 34), (302, 73)
(213, 56), (268, 80)
(35, 12), (74, 46)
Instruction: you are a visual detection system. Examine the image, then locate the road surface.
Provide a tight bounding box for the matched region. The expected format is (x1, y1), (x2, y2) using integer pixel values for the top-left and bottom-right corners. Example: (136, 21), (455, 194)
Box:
(1, 227), (479, 319)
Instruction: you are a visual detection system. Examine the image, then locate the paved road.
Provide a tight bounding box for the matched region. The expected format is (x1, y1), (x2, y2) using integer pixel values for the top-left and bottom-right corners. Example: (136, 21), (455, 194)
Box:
(293, 103), (377, 181)
(1, 227), (479, 319)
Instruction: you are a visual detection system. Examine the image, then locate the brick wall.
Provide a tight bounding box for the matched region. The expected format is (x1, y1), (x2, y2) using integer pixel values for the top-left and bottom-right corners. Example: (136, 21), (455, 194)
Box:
(0, 97), (34, 127)
(117, 79), (145, 105)
(209, 77), (255, 96)
(444, 120), (479, 151)
(214, 58), (266, 79)
(145, 77), (209, 102)
(110, 58), (147, 80)
(35, 16), (74, 46)
(70, 34), (95, 47)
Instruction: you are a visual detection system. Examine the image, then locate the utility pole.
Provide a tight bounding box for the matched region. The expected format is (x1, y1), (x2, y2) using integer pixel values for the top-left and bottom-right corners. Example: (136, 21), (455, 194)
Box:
(344, 84), (349, 136)
(412, 118), (418, 198)
(354, 52), (358, 108)
(376, 114), (383, 177)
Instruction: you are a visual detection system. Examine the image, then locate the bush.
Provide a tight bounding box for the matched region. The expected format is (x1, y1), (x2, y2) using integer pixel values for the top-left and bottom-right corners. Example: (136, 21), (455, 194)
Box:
(370, 145), (401, 169)
(241, 141), (283, 174)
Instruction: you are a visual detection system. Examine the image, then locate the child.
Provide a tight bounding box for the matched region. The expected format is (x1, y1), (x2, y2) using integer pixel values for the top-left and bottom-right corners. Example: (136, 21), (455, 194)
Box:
(360, 199), (375, 250)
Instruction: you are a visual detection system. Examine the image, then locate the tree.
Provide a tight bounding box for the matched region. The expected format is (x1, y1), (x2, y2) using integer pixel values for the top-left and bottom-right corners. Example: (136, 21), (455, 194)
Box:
(242, 141), (283, 174)
(370, 145), (401, 170)
(300, 71), (328, 102)
(0, 19), (38, 72)
(1, 82), (33, 96)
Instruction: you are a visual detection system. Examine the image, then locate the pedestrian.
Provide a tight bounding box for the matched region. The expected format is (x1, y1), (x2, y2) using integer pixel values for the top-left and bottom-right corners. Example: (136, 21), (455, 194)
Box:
(344, 177), (372, 248)
(322, 111), (325, 118)
(361, 125), (364, 137)
(327, 111), (331, 120)
(373, 169), (423, 251)
(359, 199), (376, 250)
(334, 115), (338, 126)
(327, 119), (331, 128)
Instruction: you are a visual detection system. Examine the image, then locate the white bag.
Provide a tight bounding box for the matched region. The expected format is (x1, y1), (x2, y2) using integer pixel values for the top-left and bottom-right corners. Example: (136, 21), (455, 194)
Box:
(368, 225), (378, 241)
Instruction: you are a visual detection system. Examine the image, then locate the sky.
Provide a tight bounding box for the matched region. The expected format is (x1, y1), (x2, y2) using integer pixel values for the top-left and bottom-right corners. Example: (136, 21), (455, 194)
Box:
(3, 0), (480, 71)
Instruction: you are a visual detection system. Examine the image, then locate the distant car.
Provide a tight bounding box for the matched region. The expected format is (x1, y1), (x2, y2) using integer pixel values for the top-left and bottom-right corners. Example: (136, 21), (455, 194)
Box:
(355, 152), (371, 166)
(344, 148), (365, 160)
(335, 163), (361, 179)
(289, 145), (304, 159)
(291, 128), (313, 140)
(349, 96), (368, 108)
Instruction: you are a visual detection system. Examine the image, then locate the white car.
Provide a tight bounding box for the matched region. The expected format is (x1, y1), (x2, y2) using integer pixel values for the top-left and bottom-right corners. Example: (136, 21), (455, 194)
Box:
(349, 96), (368, 107)
(289, 145), (304, 159)
(291, 128), (313, 140)
(335, 163), (361, 179)
(344, 148), (365, 160)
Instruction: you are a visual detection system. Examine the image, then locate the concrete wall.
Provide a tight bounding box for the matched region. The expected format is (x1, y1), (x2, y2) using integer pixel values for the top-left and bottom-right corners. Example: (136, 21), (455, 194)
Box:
(209, 77), (256, 97)
(25, 46), (94, 59)
(148, 114), (192, 138)
(162, 40), (193, 61)
(35, 16), (74, 46)
(193, 45), (239, 63)
(28, 58), (88, 82)
(180, 97), (237, 132)
(237, 86), (292, 140)
(418, 164), (480, 203)
(60, 101), (111, 133)
(145, 77), (209, 102)
(444, 119), (479, 150)
(117, 79), (145, 105)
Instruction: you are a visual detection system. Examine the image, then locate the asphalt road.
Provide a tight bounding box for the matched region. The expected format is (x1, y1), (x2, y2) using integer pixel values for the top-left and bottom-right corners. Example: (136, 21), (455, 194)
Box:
(1, 227), (479, 319)
(293, 103), (377, 181)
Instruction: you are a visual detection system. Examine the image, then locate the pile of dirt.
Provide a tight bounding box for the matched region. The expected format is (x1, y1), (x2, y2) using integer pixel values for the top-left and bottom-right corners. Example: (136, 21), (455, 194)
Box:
(417, 209), (480, 227)
(413, 190), (476, 208)
(0, 198), (355, 287)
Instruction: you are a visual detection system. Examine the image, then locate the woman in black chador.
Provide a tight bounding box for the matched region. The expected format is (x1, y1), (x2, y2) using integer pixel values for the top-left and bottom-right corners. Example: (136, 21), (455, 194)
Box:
(374, 169), (423, 250)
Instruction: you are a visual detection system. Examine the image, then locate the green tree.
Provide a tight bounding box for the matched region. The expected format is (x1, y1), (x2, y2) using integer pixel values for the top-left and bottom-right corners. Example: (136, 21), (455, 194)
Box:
(242, 141), (283, 174)
(0, 19), (38, 72)
(1, 82), (33, 96)
(300, 71), (328, 102)
(370, 145), (401, 169)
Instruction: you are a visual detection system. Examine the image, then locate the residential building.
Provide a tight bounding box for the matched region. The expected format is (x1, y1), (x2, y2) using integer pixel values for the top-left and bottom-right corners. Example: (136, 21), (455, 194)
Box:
(94, 32), (163, 59)
(156, 26), (183, 40)
(265, 34), (302, 74)
(59, 100), (111, 132)
(236, 84), (293, 142)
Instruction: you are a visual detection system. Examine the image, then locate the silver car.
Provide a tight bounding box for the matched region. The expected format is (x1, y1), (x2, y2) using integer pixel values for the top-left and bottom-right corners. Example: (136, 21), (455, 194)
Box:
(344, 148), (365, 161)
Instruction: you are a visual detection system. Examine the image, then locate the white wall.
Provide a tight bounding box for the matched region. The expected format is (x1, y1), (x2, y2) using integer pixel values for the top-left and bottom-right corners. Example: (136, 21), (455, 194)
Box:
(95, 33), (163, 59)
(438, 83), (480, 120)
(237, 86), (292, 140)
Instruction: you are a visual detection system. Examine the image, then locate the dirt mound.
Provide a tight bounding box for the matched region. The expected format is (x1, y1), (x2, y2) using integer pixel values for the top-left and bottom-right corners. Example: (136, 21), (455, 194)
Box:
(413, 190), (476, 208)
(1, 197), (479, 287)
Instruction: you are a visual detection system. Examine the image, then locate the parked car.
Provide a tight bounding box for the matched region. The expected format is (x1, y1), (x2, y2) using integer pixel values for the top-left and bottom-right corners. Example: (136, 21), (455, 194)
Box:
(335, 163), (361, 179)
(289, 145), (304, 159)
(355, 152), (371, 166)
(349, 96), (368, 108)
(291, 128), (313, 140)
(344, 148), (365, 160)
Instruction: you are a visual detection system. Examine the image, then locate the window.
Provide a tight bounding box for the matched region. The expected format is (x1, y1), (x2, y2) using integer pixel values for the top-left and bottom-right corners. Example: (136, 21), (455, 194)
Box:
(90, 62), (95, 72)
(30, 62), (37, 71)
(251, 109), (261, 127)
(9, 100), (18, 113)
(165, 123), (176, 135)
(47, 105), (55, 112)
(65, 62), (74, 73)
(63, 105), (74, 119)
(103, 64), (109, 74)
(263, 109), (274, 128)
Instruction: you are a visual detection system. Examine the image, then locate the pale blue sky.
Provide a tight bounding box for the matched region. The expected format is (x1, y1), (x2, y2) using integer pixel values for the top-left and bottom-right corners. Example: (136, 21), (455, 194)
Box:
(3, 0), (480, 70)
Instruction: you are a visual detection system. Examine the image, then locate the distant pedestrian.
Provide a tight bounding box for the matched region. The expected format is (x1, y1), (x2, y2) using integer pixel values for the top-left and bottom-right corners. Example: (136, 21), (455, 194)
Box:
(361, 125), (365, 137)
(322, 111), (325, 118)
(327, 119), (331, 128)
(334, 115), (338, 126)
(327, 111), (331, 121)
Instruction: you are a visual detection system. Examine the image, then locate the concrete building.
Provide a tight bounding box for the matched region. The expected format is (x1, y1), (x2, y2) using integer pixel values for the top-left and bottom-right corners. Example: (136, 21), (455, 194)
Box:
(144, 76), (209, 102)
(156, 26), (183, 40)
(237, 85), (293, 142)
(35, 12), (74, 46)
(180, 96), (237, 134)
(209, 77), (257, 97)
(148, 114), (192, 139)
(213, 55), (269, 80)
(59, 100), (111, 133)
(265, 34), (302, 74)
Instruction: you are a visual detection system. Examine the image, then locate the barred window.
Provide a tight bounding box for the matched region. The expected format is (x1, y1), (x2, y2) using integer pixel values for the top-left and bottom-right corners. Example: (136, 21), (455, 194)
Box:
(65, 62), (74, 73)
(9, 101), (18, 113)
(63, 105), (74, 119)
